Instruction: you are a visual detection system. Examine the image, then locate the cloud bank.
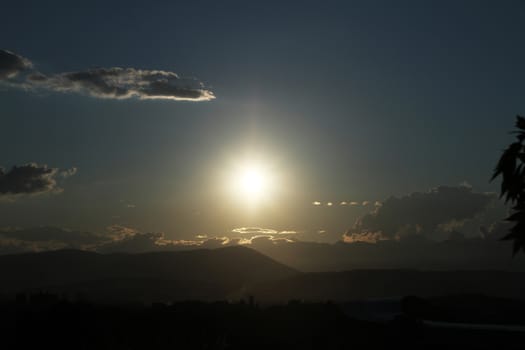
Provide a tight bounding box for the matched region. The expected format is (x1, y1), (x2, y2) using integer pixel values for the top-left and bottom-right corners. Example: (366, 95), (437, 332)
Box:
(0, 224), (522, 272)
(344, 185), (498, 243)
(0, 225), (299, 255)
(0, 226), (200, 254)
(0, 49), (214, 101)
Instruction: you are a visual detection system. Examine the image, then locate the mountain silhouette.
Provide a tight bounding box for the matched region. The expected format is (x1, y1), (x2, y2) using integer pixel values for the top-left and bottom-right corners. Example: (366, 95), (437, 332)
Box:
(4, 246), (525, 304)
(0, 246), (297, 302)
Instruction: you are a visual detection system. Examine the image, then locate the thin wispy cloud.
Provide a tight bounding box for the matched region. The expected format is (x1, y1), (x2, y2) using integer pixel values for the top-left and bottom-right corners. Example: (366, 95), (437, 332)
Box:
(312, 200), (375, 207)
(232, 227), (278, 235)
(99, 225), (203, 253)
(105, 224), (139, 240)
(238, 235), (294, 245)
(59, 167), (77, 178)
(231, 227), (297, 235)
(0, 49), (215, 102)
(0, 50), (32, 79)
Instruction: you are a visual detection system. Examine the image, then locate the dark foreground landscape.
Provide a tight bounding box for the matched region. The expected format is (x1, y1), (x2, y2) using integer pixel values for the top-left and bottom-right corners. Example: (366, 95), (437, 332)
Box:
(3, 293), (525, 349)
(2, 247), (525, 349)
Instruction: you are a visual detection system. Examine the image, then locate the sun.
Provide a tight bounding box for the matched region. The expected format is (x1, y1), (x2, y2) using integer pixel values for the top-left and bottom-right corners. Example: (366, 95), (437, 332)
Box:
(239, 166), (267, 197)
(231, 162), (273, 203)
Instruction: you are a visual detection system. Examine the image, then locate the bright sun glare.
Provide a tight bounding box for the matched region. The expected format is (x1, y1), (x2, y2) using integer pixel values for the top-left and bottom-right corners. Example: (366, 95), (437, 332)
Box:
(239, 166), (266, 196)
(231, 162), (273, 203)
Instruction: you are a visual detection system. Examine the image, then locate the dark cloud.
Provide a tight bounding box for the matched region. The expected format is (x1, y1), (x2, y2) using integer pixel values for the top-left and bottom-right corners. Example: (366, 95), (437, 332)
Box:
(30, 68), (214, 101)
(1, 49), (214, 101)
(0, 163), (75, 197)
(344, 185), (498, 242)
(0, 49), (32, 79)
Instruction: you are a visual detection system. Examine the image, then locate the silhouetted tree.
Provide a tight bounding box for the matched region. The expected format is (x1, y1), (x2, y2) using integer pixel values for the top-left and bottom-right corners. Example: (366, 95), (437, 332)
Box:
(492, 115), (525, 254)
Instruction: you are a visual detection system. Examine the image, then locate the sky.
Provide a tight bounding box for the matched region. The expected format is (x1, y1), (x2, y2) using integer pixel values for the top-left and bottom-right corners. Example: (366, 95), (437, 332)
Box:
(1, 0), (524, 247)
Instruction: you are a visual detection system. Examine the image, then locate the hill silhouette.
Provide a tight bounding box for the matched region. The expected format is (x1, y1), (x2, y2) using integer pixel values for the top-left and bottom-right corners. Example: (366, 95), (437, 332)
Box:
(0, 246), (297, 302)
(3, 247), (525, 304)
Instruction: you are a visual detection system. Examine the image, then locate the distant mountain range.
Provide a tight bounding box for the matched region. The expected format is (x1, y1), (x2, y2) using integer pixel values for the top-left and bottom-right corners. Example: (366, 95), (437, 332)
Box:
(1, 246), (525, 303)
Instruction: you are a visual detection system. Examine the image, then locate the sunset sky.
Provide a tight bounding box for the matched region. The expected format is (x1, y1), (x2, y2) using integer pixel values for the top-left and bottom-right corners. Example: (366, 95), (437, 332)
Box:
(1, 1), (524, 247)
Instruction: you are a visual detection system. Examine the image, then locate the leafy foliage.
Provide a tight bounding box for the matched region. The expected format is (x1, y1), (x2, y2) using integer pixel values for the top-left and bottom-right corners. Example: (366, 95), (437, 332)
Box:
(492, 115), (525, 254)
